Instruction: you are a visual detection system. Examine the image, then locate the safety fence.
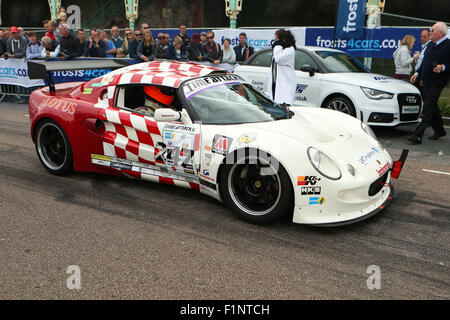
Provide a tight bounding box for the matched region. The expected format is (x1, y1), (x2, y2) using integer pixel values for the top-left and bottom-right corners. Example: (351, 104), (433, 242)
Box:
(0, 84), (42, 103)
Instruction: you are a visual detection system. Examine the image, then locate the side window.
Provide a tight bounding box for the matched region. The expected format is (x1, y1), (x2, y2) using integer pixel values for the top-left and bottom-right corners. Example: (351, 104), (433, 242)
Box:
(295, 51), (318, 71)
(115, 84), (181, 117)
(116, 85), (146, 110)
(249, 51), (273, 67)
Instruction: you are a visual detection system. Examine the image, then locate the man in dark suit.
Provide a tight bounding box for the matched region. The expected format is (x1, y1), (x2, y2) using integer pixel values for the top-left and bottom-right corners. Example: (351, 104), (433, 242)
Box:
(408, 22), (450, 144)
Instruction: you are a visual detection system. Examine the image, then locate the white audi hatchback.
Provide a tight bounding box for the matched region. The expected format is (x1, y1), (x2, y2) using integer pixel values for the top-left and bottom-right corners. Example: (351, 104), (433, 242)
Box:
(233, 47), (422, 126)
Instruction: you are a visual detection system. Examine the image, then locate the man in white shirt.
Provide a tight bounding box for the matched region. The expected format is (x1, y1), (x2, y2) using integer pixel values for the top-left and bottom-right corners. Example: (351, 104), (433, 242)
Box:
(40, 36), (60, 58)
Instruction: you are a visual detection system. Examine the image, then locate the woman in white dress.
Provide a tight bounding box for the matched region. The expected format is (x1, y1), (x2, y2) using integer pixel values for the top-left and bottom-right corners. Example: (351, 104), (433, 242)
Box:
(267, 29), (296, 106)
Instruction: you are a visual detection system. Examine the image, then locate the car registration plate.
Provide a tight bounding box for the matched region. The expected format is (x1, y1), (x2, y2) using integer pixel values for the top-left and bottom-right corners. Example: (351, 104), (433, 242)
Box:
(402, 105), (419, 114)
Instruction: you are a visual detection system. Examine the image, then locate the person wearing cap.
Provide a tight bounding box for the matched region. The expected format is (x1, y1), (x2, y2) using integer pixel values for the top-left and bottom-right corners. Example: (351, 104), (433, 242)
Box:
(186, 33), (203, 61)
(155, 32), (169, 59)
(134, 86), (176, 117)
(200, 32), (207, 46)
(5, 26), (28, 59)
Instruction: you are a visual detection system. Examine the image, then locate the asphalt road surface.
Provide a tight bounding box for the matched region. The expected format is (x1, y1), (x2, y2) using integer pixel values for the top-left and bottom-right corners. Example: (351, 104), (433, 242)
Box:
(0, 101), (449, 299)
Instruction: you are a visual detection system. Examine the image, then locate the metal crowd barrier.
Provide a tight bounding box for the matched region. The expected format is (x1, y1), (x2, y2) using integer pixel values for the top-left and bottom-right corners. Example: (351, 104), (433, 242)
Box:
(0, 84), (44, 103)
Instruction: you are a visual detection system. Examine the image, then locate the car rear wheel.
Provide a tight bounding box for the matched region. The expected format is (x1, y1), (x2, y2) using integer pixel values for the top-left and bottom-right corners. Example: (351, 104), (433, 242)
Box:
(323, 96), (356, 117)
(35, 120), (73, 175)
(219, 151), (293, 224)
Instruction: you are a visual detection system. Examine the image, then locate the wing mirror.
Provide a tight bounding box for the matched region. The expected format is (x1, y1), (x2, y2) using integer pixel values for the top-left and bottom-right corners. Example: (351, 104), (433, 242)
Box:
(154, 108), (181, 122)
(300, 64), (316, 77)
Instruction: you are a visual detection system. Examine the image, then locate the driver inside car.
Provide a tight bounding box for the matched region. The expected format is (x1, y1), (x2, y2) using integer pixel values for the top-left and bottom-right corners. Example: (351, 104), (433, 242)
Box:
(134, 86), (176, 117)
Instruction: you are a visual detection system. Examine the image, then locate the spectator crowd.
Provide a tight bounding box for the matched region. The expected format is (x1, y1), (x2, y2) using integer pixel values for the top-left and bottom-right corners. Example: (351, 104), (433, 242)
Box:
(0, 6), (256, 66)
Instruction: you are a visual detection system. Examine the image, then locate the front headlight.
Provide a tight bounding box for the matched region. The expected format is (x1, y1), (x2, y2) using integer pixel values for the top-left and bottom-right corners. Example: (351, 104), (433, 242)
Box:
(361, 122), (386, 151)
(361, 87), (394, 100)
(307, 147), (342, 180)
(361, 122), (377, 139)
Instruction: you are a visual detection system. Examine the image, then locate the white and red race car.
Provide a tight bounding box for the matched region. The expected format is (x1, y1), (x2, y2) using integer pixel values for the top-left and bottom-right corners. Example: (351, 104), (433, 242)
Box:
(28, 59), (408, 226)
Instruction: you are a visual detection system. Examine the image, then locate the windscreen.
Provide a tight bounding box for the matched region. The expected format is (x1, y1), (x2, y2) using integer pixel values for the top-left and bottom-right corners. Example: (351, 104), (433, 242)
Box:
(182, 75), (289, 125)
(314, 50), (370, 73)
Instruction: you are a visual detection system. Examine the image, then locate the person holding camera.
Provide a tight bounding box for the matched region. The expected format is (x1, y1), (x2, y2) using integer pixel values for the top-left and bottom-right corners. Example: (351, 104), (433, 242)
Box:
(83, 29), (106, 57)
(4, 26), (27, 59)
(58, 23), (81, 60)
(267, 28), (296, 106)
(408, 22), (450, 144)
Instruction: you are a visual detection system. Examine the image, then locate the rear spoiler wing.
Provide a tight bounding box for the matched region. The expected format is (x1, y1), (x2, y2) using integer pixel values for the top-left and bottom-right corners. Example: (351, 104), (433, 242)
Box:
(27, 58), (130, 93)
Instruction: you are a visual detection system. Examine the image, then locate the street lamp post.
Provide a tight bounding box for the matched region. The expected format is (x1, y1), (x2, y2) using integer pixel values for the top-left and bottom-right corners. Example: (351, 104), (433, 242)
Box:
(48, 0), (61, 19)
(124, 0), (139, 31)
(364, 0), (384, 69)
(225, 0), (243, 29)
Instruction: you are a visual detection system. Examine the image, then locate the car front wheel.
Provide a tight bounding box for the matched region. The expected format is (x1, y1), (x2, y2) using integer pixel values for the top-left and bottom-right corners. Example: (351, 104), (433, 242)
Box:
(35, 120), (73, 175)
(219, 151), (293, 224)
(323, 96), (356, 117)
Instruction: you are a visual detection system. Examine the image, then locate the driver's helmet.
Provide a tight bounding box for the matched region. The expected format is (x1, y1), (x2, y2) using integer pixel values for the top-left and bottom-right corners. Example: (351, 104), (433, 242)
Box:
(136, 86), (175, 117)
(144, 86), (174, 106)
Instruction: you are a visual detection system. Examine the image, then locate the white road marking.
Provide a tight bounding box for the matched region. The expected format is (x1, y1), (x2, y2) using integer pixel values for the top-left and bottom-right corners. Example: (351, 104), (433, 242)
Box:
(422, 169), (450, 176)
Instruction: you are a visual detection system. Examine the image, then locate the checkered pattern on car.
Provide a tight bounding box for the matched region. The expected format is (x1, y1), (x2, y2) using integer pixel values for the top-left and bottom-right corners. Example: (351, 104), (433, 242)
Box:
(97, 106), (199, 190)
(102, 60), (224, 88)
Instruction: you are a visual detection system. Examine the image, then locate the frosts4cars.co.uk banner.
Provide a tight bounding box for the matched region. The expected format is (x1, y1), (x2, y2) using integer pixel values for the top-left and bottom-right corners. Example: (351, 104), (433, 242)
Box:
(306, 27), (424, 58)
